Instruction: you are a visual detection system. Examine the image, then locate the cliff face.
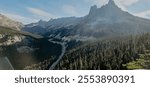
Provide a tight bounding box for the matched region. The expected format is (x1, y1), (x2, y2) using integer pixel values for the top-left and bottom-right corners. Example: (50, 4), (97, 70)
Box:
(0, 14), (24, 46)
(0, 14), (23, 30)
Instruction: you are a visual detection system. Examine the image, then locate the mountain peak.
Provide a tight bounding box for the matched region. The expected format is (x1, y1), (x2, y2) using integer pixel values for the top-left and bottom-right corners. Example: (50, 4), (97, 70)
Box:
(90, 5), (97, 10)
(108, 0), (115, 5)
(105, 0), (118, 9)
(88, 0), (122, 18)
(89, 5), (98, 14)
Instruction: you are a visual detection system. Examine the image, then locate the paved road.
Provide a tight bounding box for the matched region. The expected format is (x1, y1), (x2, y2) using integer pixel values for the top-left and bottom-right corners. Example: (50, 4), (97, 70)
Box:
(49, 40), (66, 70)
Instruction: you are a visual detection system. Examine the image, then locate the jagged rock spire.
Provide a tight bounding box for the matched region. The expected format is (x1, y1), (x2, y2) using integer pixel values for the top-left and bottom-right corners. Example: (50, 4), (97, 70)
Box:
(87, 0), (122, 20)
(90, 5), (97, 11)
(89, 5), (97, 14)
(107, 0), (117, 7)
(108, 0), (115, 5)
(89, 0), (118, 14)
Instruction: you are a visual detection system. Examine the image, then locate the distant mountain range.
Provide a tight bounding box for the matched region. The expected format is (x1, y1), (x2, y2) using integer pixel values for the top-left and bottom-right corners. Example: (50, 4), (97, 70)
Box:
(23, 0), (150, 40)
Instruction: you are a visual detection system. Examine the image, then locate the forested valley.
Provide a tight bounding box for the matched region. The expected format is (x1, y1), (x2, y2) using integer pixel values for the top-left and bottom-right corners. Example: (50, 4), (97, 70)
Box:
(24, 33), (150, 70)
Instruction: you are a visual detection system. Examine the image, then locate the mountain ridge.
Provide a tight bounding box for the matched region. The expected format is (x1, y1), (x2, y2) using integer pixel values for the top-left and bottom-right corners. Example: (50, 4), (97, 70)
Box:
(23, 0), (150, 40)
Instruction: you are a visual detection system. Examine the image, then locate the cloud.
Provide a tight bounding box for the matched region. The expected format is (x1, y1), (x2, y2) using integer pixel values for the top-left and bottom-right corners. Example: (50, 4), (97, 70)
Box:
(84, 0), (139, 11)
(84, 0), (108, 7)
(116, 0), (139, 7)
(62, 5), (79, 16)
(27, 7), (56, 19)
(1, 12), (38, 24)
(133, 10), (150, 19)
(115, 0), (139, 11)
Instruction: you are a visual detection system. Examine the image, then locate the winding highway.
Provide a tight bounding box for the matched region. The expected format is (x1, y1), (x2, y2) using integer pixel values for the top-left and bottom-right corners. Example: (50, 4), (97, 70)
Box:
(48, 39), (67, 70)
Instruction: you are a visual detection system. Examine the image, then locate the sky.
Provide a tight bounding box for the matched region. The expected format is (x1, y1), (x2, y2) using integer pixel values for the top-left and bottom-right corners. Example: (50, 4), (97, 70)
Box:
(0, 0), (150, 24)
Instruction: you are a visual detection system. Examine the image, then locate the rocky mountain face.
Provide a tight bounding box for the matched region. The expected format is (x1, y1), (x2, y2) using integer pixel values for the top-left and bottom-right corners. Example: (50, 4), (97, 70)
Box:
(0, 14), (25, 70)
(0, 14), (24, 46)
(0, 14), (23, 30)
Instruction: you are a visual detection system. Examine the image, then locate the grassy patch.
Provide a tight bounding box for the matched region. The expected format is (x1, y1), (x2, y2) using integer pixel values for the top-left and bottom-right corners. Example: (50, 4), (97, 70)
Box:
(123, 54), (149, 70)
